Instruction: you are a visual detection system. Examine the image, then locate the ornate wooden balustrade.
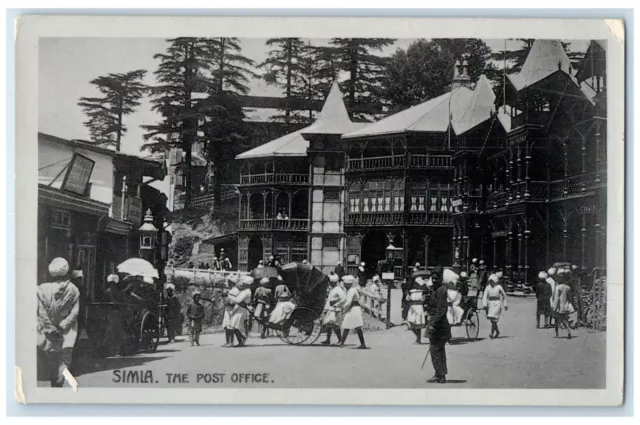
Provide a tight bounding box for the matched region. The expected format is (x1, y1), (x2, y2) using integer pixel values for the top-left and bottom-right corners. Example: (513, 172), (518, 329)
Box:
(346, 154), (452, 172)
(345, 211), (452, 226)
(239, 218), (309, 231)
(239, 173), (309, 186)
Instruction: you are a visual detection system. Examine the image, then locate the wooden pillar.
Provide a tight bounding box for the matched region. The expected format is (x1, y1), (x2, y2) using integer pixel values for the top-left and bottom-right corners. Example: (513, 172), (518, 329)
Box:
(507, 150), (514, 202)
(492, 236), (497, 270)
(594, 221), (603, 269)
(262, 191), (267, 220)
(595, 121), (602, 182)
(545, 207), (551, 266)
(524, 142), (531, 199)
(424, 234), (429, 268)
(581, 134), (587, 193)
(517, 223), (523, 281)
(288, 191), (293, 221)
(506, 221), (513, 278)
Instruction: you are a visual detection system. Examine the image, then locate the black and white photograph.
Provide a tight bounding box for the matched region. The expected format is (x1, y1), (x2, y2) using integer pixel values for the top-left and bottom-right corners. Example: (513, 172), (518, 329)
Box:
(15, 16), (625, 405)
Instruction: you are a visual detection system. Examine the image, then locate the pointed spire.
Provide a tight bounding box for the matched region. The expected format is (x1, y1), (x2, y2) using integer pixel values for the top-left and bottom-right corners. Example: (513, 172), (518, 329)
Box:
(301, 81), (356, 136)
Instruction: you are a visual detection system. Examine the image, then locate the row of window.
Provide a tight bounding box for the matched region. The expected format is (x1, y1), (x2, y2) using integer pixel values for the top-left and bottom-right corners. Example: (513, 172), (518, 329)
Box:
(348, 195), (452, 213)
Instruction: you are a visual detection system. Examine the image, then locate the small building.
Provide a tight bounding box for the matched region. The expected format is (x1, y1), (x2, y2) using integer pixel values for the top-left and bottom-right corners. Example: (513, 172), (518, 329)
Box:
(38, 133), (167, 301)
(234, 83), (364, 273)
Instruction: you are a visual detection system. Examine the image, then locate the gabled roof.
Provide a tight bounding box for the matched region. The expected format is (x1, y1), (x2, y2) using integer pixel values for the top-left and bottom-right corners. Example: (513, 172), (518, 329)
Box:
(236, 82), (362, 160)
(301, 81), (361, 136)
(343, 75), (495, 140)
(507, 40), (575, 92)
(235, 127), (311, 160)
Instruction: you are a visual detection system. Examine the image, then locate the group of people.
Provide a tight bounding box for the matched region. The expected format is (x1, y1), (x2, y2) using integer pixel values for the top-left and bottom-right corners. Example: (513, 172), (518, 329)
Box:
(320, 274), (368, 349)
(535, 266), (580, 339)
(186, 249), (233, 271)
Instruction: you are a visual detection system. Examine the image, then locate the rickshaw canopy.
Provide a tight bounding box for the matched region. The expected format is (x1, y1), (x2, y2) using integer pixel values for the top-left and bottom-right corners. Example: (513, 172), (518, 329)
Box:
(117, 258), (159, 279)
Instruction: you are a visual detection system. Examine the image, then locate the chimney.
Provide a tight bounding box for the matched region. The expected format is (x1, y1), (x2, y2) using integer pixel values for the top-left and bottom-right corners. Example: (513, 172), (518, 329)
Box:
(452, 58), (471, 90)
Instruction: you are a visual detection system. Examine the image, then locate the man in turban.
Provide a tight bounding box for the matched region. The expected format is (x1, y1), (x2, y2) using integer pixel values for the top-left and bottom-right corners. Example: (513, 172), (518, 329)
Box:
(37, 257), (80, 387)
(334, 262), (345, 280)
(321, 274), (346, 345)
(164, 283), (182, 343)
(425, 266), (451, 383)
(253, 277), (273, 339)
(228, 276), (254, 346)
(535, 271), (552, 328)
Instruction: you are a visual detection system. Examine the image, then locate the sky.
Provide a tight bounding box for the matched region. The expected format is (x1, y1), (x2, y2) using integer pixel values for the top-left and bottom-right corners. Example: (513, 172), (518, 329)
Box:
(39, 38), (589, 156)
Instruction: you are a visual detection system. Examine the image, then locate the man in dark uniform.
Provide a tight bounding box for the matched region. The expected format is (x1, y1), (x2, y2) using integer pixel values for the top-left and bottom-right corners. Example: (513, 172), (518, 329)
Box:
(426, 266), (451, 384)
(334, 262), (346, 280)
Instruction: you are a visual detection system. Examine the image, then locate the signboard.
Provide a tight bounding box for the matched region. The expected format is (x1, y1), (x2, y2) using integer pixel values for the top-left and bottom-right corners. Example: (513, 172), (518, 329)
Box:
(579, 204), (597, 214)
(61, 153), (95, 195)
(382, 272), (395, 281)
(126, 196), (143, 227)
(491, 230), (508, 238)
(451, 198), (463, 207)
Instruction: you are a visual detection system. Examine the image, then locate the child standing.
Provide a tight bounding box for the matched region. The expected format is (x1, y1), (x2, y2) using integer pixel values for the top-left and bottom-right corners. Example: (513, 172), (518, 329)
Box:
(186, 291), (205, 346)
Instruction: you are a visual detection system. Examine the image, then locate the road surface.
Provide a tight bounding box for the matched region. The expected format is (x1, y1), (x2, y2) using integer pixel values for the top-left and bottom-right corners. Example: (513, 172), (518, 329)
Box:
(62, 296), (605, 389)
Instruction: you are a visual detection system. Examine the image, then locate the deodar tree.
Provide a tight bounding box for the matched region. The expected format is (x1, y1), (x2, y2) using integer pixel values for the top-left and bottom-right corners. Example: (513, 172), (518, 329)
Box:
(78, 70), (147, 152)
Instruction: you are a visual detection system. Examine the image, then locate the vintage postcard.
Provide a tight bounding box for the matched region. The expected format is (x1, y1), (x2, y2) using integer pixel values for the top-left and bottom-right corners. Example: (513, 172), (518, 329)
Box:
(15, 15), (625, 405)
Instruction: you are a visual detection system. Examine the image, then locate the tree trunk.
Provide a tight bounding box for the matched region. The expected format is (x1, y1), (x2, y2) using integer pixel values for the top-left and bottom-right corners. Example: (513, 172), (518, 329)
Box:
(183, 41), (195, 210)
(116, 95), (123, 152)
(285, 39), (292, 130)
(349, 44), (357, 118)
(218, 38), (225, 94)
(213, 147), (222, 213)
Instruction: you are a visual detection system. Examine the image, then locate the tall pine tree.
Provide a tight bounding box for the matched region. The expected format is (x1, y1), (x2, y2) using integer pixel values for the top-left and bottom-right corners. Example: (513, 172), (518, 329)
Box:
(329, 38), (396, 121)
(381, 39), (491, 113)
(78, 70), (147, 151)
(142, 38), (212, 210)
(258, 38), (308, 130)
(200, 38), (256, 210)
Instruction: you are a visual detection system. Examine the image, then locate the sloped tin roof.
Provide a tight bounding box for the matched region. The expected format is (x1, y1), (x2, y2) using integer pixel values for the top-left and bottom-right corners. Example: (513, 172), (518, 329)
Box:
(343, 75), (495, 139)
(236, 81), (361, 160)
(507, 39), (575, 92)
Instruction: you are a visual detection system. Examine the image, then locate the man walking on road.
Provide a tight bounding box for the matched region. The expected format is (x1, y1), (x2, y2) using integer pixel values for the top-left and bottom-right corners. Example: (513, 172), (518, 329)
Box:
(425, 267), (451, 384)
(535, 271), (552, 328)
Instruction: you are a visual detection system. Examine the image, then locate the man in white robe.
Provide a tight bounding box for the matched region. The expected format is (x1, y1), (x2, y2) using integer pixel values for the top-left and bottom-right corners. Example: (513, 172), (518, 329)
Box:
(228, 276), (254, 346)
(321, 274), (346, 345)
(37, 258), (80, 387)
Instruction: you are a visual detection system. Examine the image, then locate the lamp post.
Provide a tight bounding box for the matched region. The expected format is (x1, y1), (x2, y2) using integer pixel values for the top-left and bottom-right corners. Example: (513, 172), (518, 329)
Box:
(138, 209), (158, 263)
(383, 243), (402, 329)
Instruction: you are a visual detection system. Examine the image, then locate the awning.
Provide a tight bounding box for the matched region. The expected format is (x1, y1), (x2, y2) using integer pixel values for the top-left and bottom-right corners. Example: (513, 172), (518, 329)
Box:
(39, 184), (110, 217)
(202, 232), (238, 245)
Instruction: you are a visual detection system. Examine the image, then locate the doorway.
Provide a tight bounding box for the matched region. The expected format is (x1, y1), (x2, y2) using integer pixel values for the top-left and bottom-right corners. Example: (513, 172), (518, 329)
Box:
(248, 236), (264, 271)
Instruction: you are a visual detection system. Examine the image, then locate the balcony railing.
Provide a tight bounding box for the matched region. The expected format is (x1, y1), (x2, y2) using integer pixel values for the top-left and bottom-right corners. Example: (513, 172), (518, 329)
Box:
(345, 211), (452, 226)
(346, 154), (452, 172)
(239, 218), (309, 231)
(549, 172), (606, 200)
(239, 173), (309, 186)
(408, 154), (453, 169)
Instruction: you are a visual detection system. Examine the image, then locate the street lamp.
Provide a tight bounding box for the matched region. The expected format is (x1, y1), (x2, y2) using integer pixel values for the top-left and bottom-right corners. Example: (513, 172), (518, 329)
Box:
(138, 209), (158, 262)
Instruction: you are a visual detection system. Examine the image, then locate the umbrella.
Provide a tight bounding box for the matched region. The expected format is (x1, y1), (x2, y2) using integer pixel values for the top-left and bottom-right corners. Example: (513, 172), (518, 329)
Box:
(279, 262), (329, 314)
(117, 258), (159, 279)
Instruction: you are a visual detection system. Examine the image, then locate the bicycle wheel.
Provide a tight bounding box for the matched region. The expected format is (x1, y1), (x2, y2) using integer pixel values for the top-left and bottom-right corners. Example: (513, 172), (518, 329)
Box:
(465, 309), (480, 340)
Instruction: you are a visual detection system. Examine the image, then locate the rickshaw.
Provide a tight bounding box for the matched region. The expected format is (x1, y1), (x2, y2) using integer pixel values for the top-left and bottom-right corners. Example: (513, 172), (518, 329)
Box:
(409, 270), (480, 341)
(244, 262), (329, 345)
(86, 259), (164, 355)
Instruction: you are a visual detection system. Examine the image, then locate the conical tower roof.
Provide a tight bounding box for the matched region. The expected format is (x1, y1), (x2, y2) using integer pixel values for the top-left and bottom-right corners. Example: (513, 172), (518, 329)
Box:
(301, 81), (361, 136)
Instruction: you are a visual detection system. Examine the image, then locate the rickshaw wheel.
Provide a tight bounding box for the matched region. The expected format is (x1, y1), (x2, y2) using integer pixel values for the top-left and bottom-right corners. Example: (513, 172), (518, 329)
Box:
(282, 307), (319, 345)
(464, 308), (480, 340)
(140, 311), (160, 353)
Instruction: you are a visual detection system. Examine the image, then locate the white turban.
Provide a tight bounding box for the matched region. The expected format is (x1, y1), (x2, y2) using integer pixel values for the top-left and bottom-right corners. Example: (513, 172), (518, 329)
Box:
(342, 275), (355, 284)
(165, 283), (175, 290)
(548, 268), (557, 276)
(472, 258), (478, 263)
(192, 290), (201, 297)
(479, 260), (485, 265)
(241, 276), (255, 287)
(488, 273), (499, 283)
(329, 274), (339, 283)
(260, 277), (270, 285)
(107, 274), (120, 284)
(48, 257), (69, 278)
(414, 277), (426, 287)
(460, 271), (468, 278)
(277, 275), (283, 281)
(496, 271), (504, 278)
(557, 268), (569, 275)
(71, 270), (83, 279)
(538, 271), (548, 280)
(443, 268), (459, 284)
(415, 262), (421, 267)
(360, 262), (365, 267)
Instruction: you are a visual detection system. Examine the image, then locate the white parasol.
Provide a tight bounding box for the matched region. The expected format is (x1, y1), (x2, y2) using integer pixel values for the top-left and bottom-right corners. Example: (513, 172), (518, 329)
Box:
(117, 258), (159, 280)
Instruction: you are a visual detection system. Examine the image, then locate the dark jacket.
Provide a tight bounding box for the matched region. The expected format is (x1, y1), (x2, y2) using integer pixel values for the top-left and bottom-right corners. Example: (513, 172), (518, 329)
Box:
(535, 281), (553, 301)
(428, 284), (451, 341)
(335, 265), (345, 279)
